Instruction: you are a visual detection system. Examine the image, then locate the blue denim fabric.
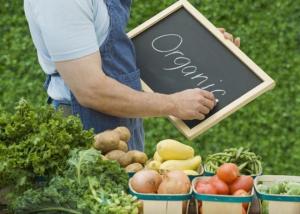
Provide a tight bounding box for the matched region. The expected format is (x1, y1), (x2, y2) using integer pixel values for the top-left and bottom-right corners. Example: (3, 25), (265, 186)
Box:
(52, 99), (60, 110)
(52, 99), (70, 110)
(45, 0), (145, 151)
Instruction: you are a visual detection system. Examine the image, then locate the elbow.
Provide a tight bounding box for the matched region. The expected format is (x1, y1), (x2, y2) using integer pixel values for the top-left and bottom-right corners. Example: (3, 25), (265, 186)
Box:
(72, 85), (97, 108)
(71, 75), (108, 109)
(76, 94), (91, 108)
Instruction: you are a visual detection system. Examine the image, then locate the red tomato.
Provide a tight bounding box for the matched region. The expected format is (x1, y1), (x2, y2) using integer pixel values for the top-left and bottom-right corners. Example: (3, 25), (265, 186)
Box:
(216, 163), (240, 184)
(229, 176), (254, 194)
(233, 189), (250, 210)
(195, 182), (217, 195)
(209, 175), (230, 195)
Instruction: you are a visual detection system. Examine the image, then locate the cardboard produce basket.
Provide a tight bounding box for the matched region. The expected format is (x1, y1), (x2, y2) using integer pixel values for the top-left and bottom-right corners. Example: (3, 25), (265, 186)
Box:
(254, 175), (300, 214)
(192, 177), (253, 214)
(128, 179), (192, 214)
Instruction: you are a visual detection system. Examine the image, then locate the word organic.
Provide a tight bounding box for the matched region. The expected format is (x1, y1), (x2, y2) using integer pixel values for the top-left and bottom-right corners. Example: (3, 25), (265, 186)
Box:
(151, 33), (226, 97)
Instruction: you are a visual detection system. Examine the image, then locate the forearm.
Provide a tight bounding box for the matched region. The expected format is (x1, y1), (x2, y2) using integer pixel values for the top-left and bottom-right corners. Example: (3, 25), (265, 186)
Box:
(56, 52), (215, 120)
(81, 75), (175, 118)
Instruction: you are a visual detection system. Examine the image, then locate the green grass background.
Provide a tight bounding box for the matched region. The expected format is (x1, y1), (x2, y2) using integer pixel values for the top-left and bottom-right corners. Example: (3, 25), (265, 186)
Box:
(1, 1), (300, 174)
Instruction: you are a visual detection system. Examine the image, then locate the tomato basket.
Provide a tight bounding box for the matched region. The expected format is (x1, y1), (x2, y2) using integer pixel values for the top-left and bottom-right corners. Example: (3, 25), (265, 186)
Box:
(192, 177), (253, 214)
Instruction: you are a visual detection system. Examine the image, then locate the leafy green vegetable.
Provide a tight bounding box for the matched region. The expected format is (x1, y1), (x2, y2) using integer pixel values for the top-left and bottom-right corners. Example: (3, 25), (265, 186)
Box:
(10, 148), (139, 214)
(269, 182), (287, 195)
(65, 149), (129, 193)
(286, 183), (300, 196)
(0, 99), (94, 199)
(258, 181), (300, 196)
(67, 149), (101, 184)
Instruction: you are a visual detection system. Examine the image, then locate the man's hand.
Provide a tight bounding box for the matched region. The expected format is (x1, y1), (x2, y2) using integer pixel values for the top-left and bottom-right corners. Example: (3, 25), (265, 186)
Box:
(169, 88), (215, 120)
(218, 28), (240, 48)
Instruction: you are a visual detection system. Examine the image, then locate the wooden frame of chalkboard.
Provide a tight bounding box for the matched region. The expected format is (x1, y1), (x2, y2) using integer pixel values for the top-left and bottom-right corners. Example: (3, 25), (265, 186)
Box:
(128, 0), (275, 140)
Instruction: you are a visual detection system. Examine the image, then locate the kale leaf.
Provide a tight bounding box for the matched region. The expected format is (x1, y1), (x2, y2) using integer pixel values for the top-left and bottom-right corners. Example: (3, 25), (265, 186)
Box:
(0, 99), (94, 199)
(10, 148), (139, 214)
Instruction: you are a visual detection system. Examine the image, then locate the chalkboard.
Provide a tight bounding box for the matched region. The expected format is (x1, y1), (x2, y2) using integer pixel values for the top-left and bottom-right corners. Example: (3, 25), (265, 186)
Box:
(128, 0), (275, 140)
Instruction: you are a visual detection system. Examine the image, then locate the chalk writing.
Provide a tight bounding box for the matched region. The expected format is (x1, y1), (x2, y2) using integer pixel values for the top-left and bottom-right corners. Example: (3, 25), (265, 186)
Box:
(152, 34), (226, 96)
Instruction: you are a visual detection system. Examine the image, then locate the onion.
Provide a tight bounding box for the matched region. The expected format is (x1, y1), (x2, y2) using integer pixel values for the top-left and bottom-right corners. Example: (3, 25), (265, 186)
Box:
(131, 170), (162, 193)
(216, 163), (240, 184)
(157, 170), (191, 194)
(165, 170), (191, 191)
(209, 175), (230, 195)
(229, 175), (254, 194)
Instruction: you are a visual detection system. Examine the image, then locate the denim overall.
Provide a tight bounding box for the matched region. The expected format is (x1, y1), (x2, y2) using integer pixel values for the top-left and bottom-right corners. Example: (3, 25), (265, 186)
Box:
(45, 0), (145, 151)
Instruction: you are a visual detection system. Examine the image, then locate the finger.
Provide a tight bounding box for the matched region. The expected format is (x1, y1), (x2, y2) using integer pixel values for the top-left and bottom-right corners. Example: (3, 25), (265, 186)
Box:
(198, 105), (210, 115)
(202, 98), (215, 110)
(224, 32), (233, 42)
(218, 28), (225, 33)
(200, 90), (215, 101)
(234, 37), (240, 47)
(196, 113), (205, 121)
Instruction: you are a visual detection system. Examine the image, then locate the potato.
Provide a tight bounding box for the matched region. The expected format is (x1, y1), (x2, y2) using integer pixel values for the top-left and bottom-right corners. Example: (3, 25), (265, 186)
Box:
(105, 150), (133, 167)
(114, 126), (131, 142)
(94, 130), (120, 154)
(105, 150), (126, 162)
(125, 163), (144, 173)
(119, 153), (133, 167)
(117, 140), (128, 152)
(127, 150), (148, 165)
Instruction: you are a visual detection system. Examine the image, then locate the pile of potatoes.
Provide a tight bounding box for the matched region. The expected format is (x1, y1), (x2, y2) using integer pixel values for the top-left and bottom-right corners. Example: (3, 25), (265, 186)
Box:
(93, 126), (148, 173)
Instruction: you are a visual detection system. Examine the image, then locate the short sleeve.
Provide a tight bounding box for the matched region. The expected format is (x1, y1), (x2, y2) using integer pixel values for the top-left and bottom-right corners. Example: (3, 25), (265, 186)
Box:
(36, 0), (99, 62)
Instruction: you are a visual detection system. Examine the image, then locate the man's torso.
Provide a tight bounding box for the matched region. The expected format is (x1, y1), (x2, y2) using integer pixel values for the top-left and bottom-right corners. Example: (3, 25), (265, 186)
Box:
(24, 0), (110, 101)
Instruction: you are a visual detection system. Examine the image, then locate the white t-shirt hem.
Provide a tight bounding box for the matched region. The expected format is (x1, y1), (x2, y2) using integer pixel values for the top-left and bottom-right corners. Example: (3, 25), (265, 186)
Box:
(51, 45), (99, 62)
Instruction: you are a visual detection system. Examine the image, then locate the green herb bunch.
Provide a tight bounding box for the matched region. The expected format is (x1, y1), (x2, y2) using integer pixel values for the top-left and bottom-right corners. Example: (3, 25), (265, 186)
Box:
(11, 148), (139, 214)
(205, 147), (262, 176)
(0, 99), (94, 195)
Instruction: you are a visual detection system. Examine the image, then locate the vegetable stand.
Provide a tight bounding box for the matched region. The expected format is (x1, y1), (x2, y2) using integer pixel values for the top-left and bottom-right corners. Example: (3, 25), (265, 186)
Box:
(0, 100), (287, 214)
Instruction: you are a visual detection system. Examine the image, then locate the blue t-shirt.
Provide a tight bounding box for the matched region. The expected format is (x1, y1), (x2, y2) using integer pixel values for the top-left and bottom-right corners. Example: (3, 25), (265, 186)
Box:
(24, 0), (110, 101)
